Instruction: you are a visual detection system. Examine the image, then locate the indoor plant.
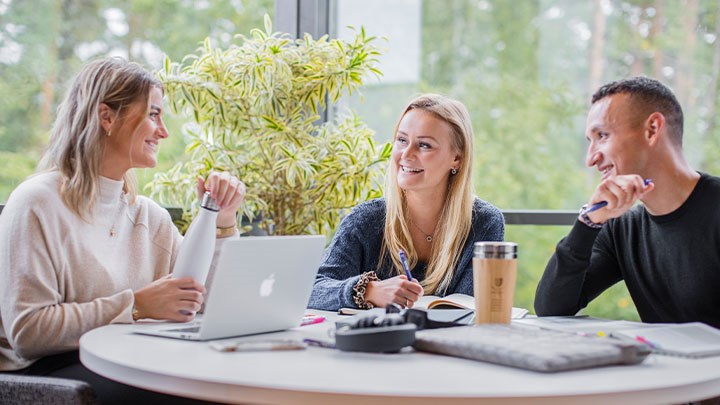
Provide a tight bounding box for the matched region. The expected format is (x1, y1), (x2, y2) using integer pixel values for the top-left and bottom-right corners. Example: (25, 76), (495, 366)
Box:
(150, 15), (390, 235)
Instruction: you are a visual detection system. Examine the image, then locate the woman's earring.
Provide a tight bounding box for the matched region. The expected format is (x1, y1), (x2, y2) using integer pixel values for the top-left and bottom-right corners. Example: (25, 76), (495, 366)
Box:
(451, 167), (458, 175)
(106, 130), (112, 137)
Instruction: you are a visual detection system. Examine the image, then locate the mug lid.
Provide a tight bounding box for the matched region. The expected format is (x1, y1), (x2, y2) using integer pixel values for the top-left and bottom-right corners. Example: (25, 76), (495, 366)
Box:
(474, 242), (518, 259)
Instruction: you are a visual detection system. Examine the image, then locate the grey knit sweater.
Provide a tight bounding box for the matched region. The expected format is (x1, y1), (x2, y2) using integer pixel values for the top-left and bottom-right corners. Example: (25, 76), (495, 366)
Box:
(308, 198), (505, 310)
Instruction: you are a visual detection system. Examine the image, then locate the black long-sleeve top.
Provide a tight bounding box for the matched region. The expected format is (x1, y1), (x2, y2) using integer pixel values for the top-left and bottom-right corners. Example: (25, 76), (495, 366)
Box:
(535, 172), (720, 329)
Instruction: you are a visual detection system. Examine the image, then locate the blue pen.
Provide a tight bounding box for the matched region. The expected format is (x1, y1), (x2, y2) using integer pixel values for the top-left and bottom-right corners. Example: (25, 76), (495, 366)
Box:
(398, 250), (412, 281)
(585, 178), (653, 214)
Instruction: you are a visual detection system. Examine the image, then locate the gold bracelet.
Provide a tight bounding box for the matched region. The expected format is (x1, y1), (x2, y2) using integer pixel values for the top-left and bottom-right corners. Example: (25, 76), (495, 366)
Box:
(216, 225), (238, 238)
(132, 306), (141, 322)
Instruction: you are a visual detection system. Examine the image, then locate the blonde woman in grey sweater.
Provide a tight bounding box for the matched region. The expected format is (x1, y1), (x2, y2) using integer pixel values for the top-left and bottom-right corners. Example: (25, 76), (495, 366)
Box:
(0, 57), (244, 403)
(309, 94), (504, 311)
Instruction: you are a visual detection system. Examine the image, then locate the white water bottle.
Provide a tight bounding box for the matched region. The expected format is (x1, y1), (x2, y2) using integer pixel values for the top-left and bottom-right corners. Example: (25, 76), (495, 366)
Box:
(172, 192), (219, 285)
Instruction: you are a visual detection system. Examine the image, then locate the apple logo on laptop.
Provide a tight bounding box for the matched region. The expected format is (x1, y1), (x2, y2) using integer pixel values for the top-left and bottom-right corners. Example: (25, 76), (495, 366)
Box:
(259, 273), (275, 297)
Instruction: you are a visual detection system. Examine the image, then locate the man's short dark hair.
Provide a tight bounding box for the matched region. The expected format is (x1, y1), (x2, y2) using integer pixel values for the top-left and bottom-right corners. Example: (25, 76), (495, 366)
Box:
(591, 76), (684, 145)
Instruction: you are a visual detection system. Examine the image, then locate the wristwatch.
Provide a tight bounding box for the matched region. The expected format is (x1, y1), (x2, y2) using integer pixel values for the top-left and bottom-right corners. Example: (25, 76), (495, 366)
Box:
(578, 204), (605, 229)
(132, 306), (141, 322)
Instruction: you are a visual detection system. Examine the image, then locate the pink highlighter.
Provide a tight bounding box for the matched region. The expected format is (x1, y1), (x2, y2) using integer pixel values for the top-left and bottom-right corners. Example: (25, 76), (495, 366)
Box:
(300, 314), (326, 326)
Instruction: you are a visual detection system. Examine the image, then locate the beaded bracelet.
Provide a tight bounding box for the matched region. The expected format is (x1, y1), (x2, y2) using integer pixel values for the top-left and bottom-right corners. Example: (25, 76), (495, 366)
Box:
(352, 271), (379, 309)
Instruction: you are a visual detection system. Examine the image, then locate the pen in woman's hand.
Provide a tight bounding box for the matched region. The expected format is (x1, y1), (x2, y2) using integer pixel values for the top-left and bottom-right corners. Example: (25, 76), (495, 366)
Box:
(399, 249), (412, 281)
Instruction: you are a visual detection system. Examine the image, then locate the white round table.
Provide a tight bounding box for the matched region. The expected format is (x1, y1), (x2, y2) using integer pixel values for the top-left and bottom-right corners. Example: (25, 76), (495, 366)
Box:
(80, 311), (720, 404)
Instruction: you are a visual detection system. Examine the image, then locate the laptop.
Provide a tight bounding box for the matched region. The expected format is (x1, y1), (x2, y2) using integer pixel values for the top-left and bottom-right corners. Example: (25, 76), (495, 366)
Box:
(136, 235), (326, 341)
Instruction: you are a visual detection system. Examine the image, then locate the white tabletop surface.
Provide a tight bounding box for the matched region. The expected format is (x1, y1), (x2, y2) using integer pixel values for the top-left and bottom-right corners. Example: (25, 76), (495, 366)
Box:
(80, 311), (720, 405)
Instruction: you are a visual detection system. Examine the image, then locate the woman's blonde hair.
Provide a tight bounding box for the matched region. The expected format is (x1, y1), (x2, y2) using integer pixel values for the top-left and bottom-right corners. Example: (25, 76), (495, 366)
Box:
(37, 57), (161, 219)
(380, 93), (475, 294)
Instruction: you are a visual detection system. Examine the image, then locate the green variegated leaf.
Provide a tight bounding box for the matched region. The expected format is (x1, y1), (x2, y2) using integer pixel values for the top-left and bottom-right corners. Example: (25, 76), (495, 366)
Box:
(150, 14), (387, 235)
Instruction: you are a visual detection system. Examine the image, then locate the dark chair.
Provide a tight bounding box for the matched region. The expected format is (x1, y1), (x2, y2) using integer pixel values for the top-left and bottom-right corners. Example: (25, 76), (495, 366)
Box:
(0, 373), (99, 405)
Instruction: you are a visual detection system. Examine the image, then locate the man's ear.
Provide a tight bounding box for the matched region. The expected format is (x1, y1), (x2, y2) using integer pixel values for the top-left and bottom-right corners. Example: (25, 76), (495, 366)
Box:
(645, 112), (665, 146)
(98, 103), (115, 133)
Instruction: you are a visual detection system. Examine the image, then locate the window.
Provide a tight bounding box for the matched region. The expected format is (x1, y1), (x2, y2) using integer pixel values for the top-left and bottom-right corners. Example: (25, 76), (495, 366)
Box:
(326, 0), (720, 319)
(0, 0), (274, 199)
(3, 0), (718, 320)
(331, 0), (720, 210)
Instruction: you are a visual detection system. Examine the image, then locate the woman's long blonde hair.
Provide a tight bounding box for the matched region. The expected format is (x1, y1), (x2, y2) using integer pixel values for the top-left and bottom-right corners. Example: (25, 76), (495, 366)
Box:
(37, 57), (161, 219)
(380, 94), (475, 294)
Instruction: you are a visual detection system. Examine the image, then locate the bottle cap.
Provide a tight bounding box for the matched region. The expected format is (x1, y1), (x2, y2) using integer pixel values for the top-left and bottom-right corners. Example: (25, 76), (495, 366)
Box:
(201, 192), (220, 212)
(474, 242), (517, 259)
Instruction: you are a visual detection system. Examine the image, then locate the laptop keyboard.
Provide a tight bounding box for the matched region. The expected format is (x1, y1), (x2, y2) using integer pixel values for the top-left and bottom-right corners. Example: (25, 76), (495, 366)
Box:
(415, 324), (650, 372)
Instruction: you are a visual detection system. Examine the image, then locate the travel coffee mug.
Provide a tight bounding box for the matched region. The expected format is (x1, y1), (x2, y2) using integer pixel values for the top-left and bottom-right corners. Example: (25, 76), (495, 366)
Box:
(473, 242), (518, 324)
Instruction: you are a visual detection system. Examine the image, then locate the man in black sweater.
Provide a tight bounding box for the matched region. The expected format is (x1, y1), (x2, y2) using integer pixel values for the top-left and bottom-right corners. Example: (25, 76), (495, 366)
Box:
(535, 76), (720, 330)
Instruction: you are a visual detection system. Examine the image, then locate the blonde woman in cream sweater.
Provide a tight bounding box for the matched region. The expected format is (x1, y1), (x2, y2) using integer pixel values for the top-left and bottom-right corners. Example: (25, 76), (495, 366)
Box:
(0, 57), (244, 403)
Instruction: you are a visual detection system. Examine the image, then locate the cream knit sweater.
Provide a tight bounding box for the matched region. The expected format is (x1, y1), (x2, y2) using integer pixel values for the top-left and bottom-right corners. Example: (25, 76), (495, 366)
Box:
(0, 171), (225, 370)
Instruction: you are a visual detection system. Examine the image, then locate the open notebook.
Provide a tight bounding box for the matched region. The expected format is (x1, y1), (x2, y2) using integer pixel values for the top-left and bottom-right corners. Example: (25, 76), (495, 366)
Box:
(415, 293), (529, 319)
(516, 317), (720, 359)
(610, 322), (720, 358)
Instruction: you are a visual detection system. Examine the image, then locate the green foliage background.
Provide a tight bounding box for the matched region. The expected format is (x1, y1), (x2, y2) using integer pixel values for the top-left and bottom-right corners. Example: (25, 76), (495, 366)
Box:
(3, 0), (720, 322)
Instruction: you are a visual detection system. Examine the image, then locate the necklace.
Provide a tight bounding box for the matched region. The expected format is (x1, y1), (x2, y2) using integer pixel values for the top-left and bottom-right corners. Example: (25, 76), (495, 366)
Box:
(108, 192), (126, 238)
(410, 220), (433, 243)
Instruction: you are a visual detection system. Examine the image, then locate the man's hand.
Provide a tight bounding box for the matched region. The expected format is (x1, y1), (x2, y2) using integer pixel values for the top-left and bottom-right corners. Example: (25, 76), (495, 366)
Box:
(585, 175), (654, 224)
